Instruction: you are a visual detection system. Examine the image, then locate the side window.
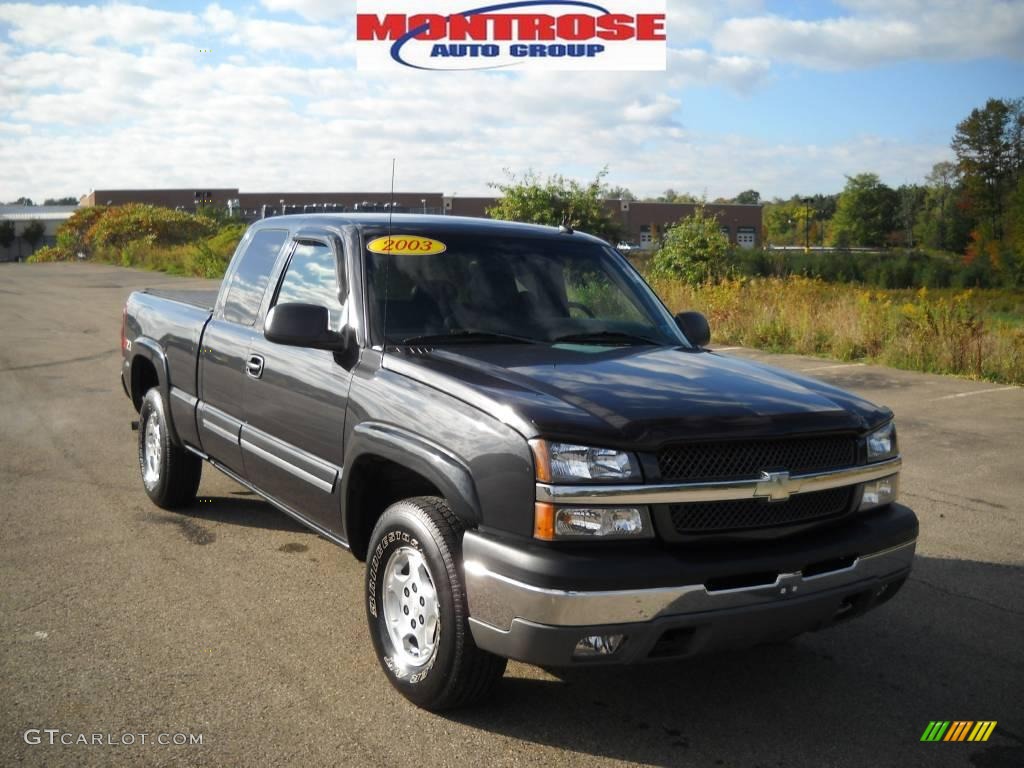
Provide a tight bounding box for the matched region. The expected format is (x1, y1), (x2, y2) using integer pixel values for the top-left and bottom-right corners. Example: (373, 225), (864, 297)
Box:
(274, 242), (345, 331)
(222, 229), (288, 326)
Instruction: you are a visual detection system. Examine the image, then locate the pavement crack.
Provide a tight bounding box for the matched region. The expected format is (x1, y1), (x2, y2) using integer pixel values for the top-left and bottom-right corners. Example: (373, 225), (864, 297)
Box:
(910, 576), (1024, 617)
(0, 348), (118, 373)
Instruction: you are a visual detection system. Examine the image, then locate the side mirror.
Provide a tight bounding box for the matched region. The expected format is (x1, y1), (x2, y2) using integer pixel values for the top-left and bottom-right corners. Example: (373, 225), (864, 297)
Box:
(265, 303), (349, 350)
(675, 311), (711, 348)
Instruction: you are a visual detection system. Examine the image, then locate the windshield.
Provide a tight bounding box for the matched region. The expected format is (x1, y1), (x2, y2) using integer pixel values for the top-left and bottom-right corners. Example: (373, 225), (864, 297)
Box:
(365, 233), (686, 347)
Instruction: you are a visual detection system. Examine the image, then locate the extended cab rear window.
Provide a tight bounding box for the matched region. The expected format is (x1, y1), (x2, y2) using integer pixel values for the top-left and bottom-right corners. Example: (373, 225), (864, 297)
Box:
(222, 229), (288, 326)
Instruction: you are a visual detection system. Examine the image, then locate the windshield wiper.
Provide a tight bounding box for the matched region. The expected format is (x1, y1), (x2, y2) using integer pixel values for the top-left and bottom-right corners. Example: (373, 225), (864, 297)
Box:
(551, 331), (662, 346)
(397, 330), (539, 346)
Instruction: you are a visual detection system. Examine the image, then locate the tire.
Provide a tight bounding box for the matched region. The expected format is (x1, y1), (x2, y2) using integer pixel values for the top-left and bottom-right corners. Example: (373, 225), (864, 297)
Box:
(366, 496), (507, 711)
(138, 388), (202, 509)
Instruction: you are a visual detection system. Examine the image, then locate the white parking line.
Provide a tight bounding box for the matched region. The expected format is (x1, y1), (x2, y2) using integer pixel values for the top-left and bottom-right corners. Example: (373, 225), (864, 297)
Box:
(928, 387), (1020, 402)
(801, 363), (867, 372)
(714, 346), (744, 352)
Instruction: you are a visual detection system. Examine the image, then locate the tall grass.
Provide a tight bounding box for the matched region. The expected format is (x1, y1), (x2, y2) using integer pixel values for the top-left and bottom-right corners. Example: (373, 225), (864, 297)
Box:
(651, 276), (1024, 385)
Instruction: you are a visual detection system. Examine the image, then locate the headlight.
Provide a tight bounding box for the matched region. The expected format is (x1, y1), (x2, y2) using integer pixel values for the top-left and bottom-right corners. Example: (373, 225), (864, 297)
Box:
(533, 503), (653, 541)
(866, 422), (898, 462)
(530, 440), (641, 483)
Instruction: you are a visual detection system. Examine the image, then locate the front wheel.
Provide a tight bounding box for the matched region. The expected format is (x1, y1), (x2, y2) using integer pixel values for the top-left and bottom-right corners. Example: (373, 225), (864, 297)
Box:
(366, 497), (506, 711)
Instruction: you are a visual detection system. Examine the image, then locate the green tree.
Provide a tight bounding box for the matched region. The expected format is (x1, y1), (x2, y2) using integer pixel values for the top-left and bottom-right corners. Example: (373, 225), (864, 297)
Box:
(21, 220), (46, 252)
(605, 185), (636, 201)
(830, 173), (898, 248)
(733, 189), (761, 205)
(915, 161), (959, 251)
(43, 196), (79, 206)
(486, 168), (622, 243)
(650, 204), (730, 284)
(896, 184), (927, 247)
(951, 97), (1023, 236)
(0, 220), (15, 251)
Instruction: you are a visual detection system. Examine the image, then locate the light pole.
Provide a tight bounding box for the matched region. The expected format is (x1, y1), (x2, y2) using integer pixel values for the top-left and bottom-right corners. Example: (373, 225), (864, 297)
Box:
(802, 197), (812, 253)
(280, 199), (285, 217)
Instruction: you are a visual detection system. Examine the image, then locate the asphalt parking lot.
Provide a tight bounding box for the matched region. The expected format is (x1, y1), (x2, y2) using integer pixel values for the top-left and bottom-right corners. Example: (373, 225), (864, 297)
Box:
(1, 262), (1021, 768)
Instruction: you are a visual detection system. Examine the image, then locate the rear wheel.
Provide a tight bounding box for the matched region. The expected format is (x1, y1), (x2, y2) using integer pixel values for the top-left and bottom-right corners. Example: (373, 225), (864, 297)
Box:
(366, 496), (506, 711)
(138, 388), (202, 509)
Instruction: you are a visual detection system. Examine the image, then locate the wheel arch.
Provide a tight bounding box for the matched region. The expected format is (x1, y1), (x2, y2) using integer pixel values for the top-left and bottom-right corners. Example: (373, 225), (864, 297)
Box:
(343, 423), (482, 561)
(129, 338), (181, 445)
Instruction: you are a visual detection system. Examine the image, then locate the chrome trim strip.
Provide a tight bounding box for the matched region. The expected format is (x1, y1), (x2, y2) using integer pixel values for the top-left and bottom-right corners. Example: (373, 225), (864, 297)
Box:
(203, 419), (239, 445)
(199, 404), (241, 445)
(464, 537), (916, 631)
(170, 387), (198, 408)
(240, 437), (336, 494)
(536, 458), (902, 505)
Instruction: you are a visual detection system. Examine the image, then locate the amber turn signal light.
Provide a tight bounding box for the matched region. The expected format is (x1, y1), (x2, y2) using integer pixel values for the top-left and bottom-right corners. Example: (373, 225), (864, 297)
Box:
(533, 502), (556, 541)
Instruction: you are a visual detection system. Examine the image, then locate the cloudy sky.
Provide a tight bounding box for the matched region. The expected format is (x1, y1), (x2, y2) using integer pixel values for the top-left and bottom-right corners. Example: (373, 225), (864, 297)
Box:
(1, 0), (1022, 202)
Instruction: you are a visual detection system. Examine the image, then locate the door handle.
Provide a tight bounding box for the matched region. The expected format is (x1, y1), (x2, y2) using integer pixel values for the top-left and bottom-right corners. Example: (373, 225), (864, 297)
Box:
(245, 354), (265, 379)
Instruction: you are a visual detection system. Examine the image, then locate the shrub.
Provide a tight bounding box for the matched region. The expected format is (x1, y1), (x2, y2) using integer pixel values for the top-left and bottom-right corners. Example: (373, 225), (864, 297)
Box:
(27, 245), (72, 263)
(87, 204), (218, 250)
(650, 204), (731, 284)
(55, 206), (107, 257)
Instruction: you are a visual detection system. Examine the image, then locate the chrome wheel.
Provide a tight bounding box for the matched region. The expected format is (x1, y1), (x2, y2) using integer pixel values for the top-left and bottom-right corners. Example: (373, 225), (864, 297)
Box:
(382, 546), (440, 668)
(143, 415), (162, 488)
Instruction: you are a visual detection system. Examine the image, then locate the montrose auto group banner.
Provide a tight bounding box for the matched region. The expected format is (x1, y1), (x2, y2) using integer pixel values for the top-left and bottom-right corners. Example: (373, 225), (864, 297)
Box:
(356, 0), (666, 71)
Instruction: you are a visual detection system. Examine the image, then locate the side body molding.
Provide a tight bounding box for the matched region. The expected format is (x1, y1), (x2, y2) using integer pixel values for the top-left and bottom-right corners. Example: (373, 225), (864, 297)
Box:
(343, 422), (482, 536)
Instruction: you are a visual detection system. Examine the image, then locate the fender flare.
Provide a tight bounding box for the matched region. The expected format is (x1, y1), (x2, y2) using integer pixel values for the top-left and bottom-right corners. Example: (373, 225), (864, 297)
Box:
(130, 338), (181, 446)
(342, 422), (482, 537)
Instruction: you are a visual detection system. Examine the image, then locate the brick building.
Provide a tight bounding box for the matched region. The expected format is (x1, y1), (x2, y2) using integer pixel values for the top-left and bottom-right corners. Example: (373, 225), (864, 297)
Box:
(80, 188), (762, 249)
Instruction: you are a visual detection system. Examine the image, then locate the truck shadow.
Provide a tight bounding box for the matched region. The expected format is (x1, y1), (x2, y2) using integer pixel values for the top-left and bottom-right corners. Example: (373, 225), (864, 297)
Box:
(173, 494), (310, 534)
(448, 555), (1023, 768)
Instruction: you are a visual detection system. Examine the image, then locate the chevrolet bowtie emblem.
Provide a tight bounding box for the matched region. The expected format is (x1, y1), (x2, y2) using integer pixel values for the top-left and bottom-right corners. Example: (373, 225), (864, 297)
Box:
(754, 471), (795, 502)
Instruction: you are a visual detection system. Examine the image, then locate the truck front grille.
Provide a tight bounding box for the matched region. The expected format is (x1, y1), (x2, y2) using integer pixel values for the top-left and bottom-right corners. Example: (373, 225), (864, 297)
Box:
(665, 486), (855, 535)
(657, 436), (858, 483)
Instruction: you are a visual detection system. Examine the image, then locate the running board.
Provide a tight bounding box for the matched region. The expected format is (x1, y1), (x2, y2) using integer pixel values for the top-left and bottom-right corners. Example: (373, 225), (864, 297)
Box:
(184, 444), (350, 550)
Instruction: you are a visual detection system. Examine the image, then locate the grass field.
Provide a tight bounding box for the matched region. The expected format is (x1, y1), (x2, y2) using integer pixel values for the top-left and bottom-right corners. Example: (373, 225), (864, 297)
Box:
(650, 276), (1024, 385)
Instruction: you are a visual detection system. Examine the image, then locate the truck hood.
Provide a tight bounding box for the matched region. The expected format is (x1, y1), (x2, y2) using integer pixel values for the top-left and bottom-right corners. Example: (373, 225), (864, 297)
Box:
(385, 344), (891, 447)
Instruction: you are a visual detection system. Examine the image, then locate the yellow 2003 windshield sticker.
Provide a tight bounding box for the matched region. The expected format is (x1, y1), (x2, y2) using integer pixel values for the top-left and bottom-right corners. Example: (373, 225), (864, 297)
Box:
(366, 235), (447, 255)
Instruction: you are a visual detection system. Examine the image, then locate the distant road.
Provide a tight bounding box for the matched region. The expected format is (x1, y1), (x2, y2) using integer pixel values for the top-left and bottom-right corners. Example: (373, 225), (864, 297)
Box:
(1, 263), (1021, 768)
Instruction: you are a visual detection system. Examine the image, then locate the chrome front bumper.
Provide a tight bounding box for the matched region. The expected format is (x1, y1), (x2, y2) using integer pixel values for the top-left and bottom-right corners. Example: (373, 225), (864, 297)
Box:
(465, 537), (916, 632)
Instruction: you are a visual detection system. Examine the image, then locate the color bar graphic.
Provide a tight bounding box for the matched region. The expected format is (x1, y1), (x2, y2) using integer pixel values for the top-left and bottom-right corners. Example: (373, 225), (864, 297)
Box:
(921, 721), (996, 742)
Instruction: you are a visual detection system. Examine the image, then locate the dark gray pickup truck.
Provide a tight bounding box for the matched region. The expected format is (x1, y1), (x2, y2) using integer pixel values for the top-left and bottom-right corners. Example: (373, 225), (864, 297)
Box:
(122, 214), (916, 710)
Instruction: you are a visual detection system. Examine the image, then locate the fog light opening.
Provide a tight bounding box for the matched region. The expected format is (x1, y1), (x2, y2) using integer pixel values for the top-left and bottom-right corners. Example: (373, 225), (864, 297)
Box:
(573, 633), (625, 658)
(859, 474), (900, 511)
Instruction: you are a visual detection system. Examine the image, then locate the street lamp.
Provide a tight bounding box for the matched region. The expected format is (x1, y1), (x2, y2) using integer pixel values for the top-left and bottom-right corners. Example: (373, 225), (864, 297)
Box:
(421, 198), (427, 214)
(280, 199), (285, 217)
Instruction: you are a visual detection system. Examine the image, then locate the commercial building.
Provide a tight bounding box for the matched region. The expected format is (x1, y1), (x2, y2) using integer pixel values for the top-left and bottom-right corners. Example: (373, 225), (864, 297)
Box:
(0, 205), (79, 262)
(80, 188), (762, 250)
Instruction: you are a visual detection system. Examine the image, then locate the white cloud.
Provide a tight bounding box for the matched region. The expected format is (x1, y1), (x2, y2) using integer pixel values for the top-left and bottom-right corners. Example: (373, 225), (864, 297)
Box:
(713, 0), (1024, 69)
(0, 2), (200, 50)
(0, 0), (980, 202)
(260, 0), (354, 22)
(204, 4), (354, 59)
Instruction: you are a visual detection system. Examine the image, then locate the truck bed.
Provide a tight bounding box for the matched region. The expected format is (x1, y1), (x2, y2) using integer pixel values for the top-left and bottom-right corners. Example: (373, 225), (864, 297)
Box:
(144, 288), (220, 312)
